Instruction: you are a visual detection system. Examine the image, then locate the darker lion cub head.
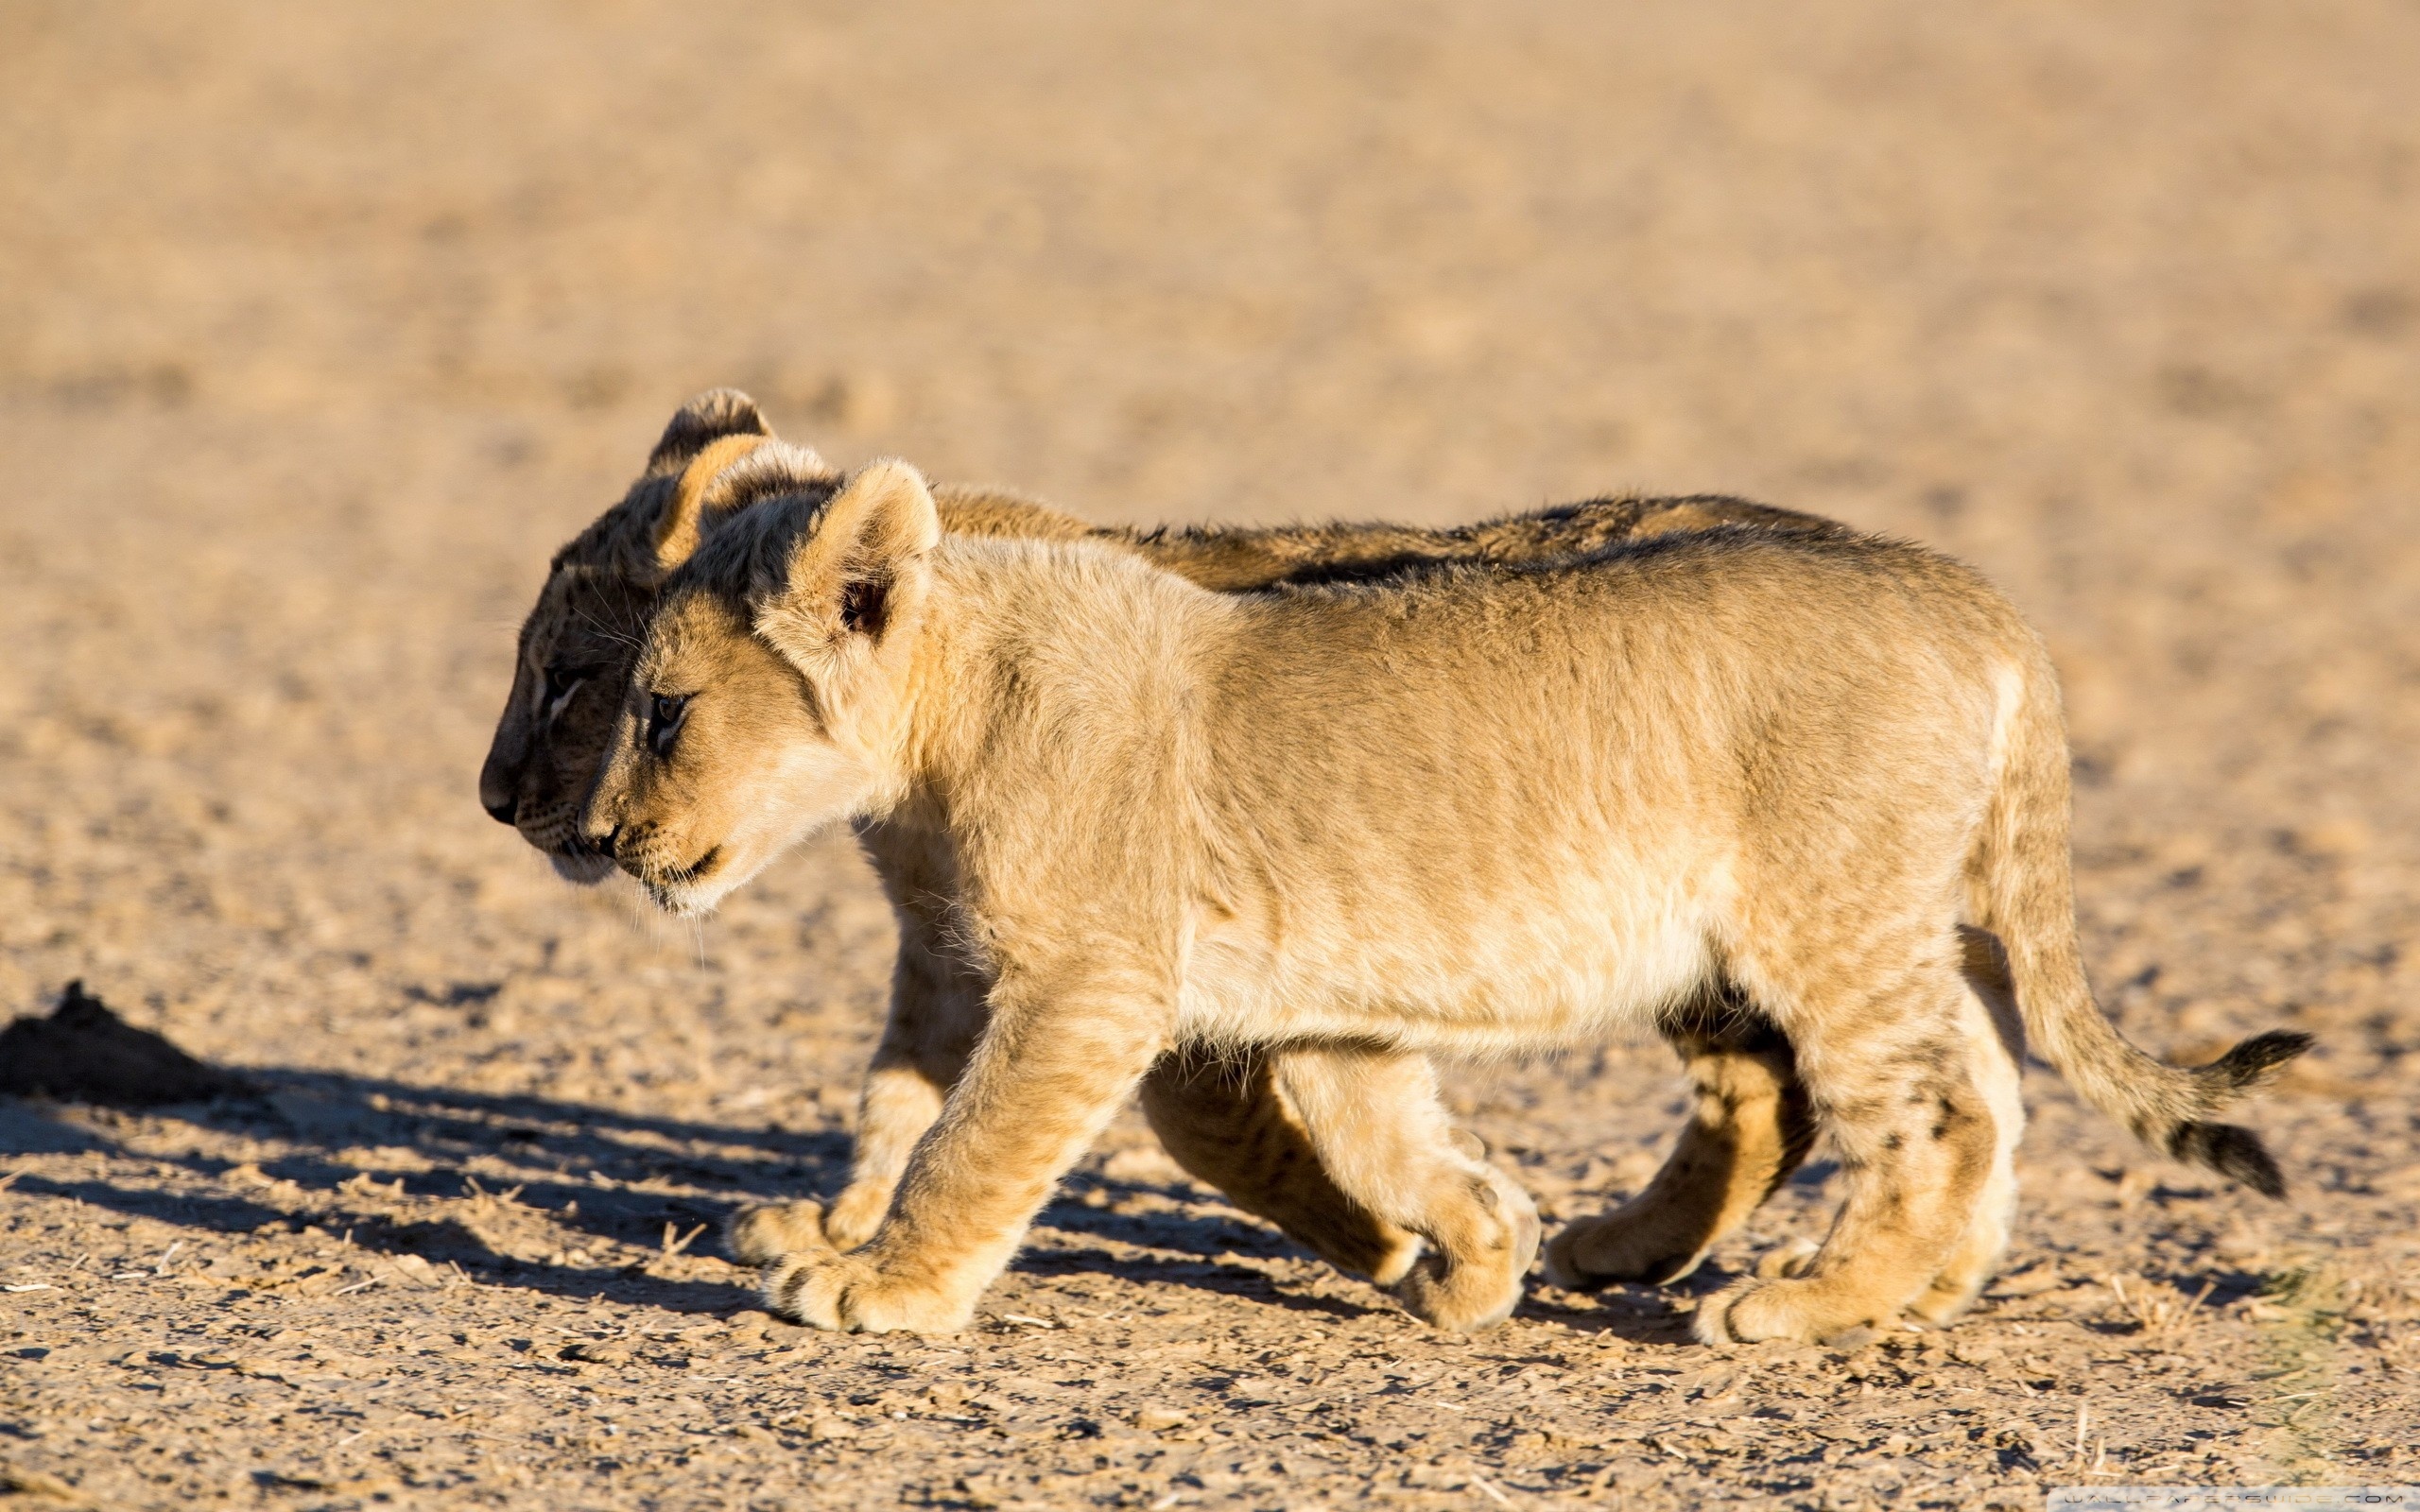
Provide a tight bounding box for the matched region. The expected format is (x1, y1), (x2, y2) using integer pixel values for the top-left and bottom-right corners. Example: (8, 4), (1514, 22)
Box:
(477, 389), (838, 880)
(580, 456), (942, 915)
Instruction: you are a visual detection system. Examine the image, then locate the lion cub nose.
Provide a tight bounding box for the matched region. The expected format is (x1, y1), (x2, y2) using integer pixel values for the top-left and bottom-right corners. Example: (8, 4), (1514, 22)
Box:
(477, 756), (522, 826)
(579, 809), (623, 855)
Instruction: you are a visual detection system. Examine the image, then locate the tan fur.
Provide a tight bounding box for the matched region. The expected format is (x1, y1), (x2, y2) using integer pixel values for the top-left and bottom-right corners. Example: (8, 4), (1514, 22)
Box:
(582, 454), (2304, 1340)
(1542, 991), (1818, 1289)
(485, 392), (1866, 1306)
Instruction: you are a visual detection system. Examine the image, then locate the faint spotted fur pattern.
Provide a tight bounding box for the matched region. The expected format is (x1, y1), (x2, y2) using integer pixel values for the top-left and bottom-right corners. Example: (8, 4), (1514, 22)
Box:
(484, 391), (1870, 1312)
(582, 449), (2306, 1342)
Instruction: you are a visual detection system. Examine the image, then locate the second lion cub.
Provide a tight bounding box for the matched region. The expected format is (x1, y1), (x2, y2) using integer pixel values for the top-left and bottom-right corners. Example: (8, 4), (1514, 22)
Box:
(582, 451), (2306, 1342)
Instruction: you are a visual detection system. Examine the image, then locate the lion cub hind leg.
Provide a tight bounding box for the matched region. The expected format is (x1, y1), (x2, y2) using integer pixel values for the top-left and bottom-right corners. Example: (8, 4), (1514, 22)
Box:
(1905, 948), (2027, 1326)
(1695, 954), (1999, 1347)
(1139, 1044), (1425, 1286)
(1274, 1045), (1540, 1332)
(1542, 1005), (1813, 1291)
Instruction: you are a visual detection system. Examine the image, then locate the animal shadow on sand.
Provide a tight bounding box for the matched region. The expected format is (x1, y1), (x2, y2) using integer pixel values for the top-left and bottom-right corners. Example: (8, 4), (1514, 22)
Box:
(2, 1076), (1424, 1317)
(0, 990), (1474, 1325)
(0, 986), (1782, 1339)
(8, 1078), (1793, 1341)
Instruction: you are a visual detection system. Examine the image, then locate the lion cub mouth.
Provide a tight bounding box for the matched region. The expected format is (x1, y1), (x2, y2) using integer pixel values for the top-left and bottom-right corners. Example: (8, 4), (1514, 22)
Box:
(637, 844), (723, 907)
(666, 844), (721, 883)
(539, 830), (614, 881)
(547, 847), (618, 885)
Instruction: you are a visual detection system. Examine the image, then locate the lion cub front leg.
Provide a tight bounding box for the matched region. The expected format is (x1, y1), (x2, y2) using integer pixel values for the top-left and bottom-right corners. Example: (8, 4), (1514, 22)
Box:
(1138, 1044), (1425, 1287)
(765, 965), (1167, 1334)
(731, 905), (986, 1263)
(1274, 1045), (1540, 1332)
(823, 914), (990, 1249)
(1543, 1006), (1814, 1290)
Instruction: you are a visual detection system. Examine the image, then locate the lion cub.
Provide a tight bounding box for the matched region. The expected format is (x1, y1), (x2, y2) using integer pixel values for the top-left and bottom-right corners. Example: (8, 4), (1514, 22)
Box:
(485, 391), (1861, 1308)
(581, 447), (2306, 1343)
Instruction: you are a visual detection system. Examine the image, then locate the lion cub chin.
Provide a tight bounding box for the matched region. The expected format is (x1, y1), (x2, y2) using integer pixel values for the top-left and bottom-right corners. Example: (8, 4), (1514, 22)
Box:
(581, 447), (2306, 1342)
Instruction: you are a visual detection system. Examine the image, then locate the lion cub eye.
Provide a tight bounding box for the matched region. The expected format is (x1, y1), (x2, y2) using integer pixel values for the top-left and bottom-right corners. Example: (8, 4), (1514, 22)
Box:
(542, 666), (586, 716)
(647, 693), (691, 758)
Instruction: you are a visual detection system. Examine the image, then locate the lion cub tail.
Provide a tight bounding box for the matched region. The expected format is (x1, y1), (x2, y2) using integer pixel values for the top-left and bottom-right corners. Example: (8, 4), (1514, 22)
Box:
(1969, 648), (2311, 1198)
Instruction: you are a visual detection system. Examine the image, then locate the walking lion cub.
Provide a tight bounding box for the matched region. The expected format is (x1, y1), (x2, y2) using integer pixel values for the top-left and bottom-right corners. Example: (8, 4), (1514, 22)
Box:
(579, 444), (2306, 1343)
(481, 391), (1858, 1303)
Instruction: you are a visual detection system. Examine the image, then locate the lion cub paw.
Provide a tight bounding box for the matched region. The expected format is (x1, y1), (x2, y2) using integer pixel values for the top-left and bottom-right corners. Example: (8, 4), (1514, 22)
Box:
(819, 1184), (893, 1251)
(764, 1252), (975, 1335)
(1691, 1276), (1889, 1347)
(1754, 1236), (1821, 1280)
(1541, 1209), (1709, 1290)
(1903, 1265), (1990, 1327)
(1392, 1167), (1541, 1332)
(727, 1200), (840, 1267)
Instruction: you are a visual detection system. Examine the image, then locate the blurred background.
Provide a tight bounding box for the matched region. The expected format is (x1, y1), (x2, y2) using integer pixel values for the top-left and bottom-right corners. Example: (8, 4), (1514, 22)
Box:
(2, 0), (2412, 1124)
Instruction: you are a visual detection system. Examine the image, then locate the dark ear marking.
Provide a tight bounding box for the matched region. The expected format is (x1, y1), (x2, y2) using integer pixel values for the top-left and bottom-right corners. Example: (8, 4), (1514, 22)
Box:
(840, 574), (890, 637)
(751, 458), (939, 675)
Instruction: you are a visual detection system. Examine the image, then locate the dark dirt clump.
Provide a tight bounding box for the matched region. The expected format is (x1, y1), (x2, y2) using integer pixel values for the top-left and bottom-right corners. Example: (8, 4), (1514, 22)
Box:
(0, 981), (248, 1107)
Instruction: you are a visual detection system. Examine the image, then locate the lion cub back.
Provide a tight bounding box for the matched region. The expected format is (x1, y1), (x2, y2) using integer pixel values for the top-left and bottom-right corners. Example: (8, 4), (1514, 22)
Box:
(929, 526), (2034, 1052)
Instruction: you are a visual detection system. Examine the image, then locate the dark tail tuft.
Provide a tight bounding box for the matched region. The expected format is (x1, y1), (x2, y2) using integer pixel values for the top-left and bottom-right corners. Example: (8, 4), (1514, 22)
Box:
(2202, 1030), (2315, 1091)
(2167, 1122), (2289, 1199)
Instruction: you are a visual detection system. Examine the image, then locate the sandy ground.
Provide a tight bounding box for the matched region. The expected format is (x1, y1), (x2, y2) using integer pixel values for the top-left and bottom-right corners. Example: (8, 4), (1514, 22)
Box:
(4, 2), (2419, 1507)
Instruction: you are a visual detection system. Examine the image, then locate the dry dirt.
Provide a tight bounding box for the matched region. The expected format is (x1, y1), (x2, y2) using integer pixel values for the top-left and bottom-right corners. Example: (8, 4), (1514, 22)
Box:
(3, 3), (2418, 1508)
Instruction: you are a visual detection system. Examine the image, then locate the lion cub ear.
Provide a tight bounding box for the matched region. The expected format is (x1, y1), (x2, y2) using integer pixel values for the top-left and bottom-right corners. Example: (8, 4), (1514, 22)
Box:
(645, 388), (772, 475)
(653, 436), (836, 572)
(754, 459), (942, 678)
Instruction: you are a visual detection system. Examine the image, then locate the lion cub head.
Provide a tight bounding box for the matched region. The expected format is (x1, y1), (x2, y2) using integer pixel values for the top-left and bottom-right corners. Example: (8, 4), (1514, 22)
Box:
(477, 390), (838, 880)
(579, 455), (943, 915)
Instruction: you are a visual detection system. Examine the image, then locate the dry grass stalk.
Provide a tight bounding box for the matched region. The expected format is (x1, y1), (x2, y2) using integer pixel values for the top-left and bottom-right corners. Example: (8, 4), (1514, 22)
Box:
(2108, 1273), (2216, 1340)
(660, 1222), (707, 1261)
